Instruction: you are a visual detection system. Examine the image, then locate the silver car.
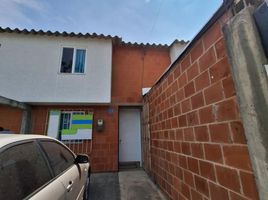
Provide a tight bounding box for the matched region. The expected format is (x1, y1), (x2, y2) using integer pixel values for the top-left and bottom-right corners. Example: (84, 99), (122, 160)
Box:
(0, 134), (90, 200)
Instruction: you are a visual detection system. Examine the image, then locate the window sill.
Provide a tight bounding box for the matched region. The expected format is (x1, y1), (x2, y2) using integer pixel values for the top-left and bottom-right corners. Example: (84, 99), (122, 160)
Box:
(58, 72), (86, 75)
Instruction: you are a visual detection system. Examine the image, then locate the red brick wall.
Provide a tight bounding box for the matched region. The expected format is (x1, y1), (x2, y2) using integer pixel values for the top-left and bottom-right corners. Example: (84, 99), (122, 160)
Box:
(0, 106), (22, 134)
(143, 18), (259, 200)
(31, 105), (118, 172)
(112, 45), (170, 104)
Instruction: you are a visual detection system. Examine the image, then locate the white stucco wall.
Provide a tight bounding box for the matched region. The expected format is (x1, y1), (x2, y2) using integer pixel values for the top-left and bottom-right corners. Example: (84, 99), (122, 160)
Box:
(169, 42), (187, 63)
(0, 33), (112, 103)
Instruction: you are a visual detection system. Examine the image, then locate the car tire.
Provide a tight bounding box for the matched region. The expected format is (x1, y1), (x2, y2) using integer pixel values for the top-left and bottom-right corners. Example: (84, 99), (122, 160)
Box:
(83, 177), (90, 200)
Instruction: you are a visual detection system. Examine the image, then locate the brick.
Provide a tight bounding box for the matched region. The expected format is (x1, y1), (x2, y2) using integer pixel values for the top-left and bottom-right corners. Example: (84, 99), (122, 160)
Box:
(181, 55), (191, 72)
(179, 193), (187, 200)
(187, 111), (199, 126)
(216, 165), (241, 192)
(179, 115), (187, 127)
(175, 129), (183, 140)
(191, 143), (204, 159)
(172, 81), (179, 94)
(209, 123), (231, 143)
(174, 142), (181, 153)
(240, 171), (259, 200)
(215, 37), (227, 60)
(187, 157), (199, 174)
(191, 189), (203, 200)
(209, 57), (230, 84)
(181, 142), (191, 156)
(171, 117), (178, 128)
(174, 65), (181, 78)
(191, 40), (204, 62)
(183, 128), (194, 141)
(199, 105), (215, 124)
(194, 175), (209, 197)
(176, 88), (184, 103)
(191, 92), (204, 110)
(181, 183), (191, 199)
(174, 103), (181, 116)
(230, 121), (247, 144)
(204, 82), (224, 105)
(204, 144), (223, 163)
(199, 160), (216, 181)
(179, 155), (188, 169)
(178, 72), (187, 88)
(171, 187), (179, 200)
(175, 167), (183, 180)
(168, 73), (174, 85)
(199, 47), (216, 72)
(203, 22), (222, 50)
(209, 182), (229, 200)
(222, 76), (235, 98)
(216, 99), (239, 121)
(195, 71), (210, 91)
(223, 145), (252, 171)
(229, 192), (248, 200)
(187, 62), (199, 81)
(184, 81), (195, 98)
(181, 98), (192, 113)
(183, 170), (195, 188)
(194, 126), (209, 142)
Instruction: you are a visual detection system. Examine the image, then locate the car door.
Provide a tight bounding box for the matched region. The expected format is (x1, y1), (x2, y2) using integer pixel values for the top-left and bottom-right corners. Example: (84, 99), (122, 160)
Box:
(0, 140), (62, 200)
(39, 140), (86, 200)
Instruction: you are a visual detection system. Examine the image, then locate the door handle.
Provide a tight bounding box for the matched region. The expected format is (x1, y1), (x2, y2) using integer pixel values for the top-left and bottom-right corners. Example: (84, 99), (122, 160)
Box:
(66, 181), (73, 192)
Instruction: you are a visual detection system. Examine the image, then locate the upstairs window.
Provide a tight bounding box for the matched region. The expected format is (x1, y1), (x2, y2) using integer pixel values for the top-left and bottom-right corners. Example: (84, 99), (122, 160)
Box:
(60, 47), (86, 74)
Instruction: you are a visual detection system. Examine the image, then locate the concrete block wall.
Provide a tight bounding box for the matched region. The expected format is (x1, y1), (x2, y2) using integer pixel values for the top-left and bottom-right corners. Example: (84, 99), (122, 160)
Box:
(31, 105), (119, 172)
(143, 15), (259, 200)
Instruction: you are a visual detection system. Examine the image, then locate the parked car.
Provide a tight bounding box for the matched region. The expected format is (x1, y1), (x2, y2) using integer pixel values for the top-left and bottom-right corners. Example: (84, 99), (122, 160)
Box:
(0, 134), (90, 200)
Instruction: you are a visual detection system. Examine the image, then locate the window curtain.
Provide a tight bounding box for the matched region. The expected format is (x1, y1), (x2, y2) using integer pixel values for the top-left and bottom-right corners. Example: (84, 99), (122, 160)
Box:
(75, 49), (86, 73)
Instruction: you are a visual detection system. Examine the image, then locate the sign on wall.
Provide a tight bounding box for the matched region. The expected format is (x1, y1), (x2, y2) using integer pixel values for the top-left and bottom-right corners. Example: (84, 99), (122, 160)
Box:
(47, 111), (93, 140)
(61, 114), (93, 140)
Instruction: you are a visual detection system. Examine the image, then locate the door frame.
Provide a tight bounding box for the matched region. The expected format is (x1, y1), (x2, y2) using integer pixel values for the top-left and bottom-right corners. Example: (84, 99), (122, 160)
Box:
(118, 106), (142, 168)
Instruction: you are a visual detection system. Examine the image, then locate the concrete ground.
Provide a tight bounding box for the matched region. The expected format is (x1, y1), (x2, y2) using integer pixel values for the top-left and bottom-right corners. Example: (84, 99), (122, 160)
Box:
(89, 169), (166, 200)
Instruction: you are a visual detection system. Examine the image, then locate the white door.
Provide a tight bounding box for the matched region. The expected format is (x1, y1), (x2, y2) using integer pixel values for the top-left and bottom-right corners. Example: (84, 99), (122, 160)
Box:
(119, 108), (141, 164)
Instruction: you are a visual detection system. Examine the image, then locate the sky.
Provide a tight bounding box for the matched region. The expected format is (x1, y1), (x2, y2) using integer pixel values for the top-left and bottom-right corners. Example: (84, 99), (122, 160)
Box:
(0, 0), (222, 45)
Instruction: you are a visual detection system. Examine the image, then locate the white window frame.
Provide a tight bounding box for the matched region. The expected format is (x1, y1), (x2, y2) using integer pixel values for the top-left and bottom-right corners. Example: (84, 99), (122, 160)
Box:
(59, 111), (85, 130)
(59, 46), (87, 74)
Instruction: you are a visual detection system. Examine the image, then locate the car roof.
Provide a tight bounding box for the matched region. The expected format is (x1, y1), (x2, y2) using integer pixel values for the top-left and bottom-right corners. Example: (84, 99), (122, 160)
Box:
(0, 134), (55, 148)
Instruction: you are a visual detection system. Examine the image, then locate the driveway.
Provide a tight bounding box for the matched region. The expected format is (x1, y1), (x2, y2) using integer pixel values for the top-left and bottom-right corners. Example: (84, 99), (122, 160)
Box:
(89, 169), (166, 200)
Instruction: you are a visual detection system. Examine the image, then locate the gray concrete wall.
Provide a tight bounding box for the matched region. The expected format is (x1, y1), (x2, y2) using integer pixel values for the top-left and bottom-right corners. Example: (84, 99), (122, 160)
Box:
(223, 7), (268, 200)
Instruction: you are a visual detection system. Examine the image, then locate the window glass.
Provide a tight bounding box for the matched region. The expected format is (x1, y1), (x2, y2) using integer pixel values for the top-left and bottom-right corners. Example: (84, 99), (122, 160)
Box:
(74, 49), (86, 73)
(60, 48), (74, 73)
(41, 141), (75, 176)
(0, 142), (51, 200)
(60, 112), (71, 130)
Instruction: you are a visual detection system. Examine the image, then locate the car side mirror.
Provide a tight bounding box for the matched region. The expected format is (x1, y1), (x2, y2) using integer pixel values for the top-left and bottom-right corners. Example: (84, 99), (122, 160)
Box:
(75, 154), (89, 164)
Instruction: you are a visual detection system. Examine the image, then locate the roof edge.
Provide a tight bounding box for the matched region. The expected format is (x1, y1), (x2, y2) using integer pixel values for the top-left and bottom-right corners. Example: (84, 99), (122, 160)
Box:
(0, 27), (122, 42)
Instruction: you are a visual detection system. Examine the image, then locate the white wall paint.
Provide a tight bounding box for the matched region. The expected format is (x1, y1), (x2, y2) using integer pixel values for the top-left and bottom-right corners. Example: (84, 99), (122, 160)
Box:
(0, 33), (112, 103)
(169, 42), (187, 63)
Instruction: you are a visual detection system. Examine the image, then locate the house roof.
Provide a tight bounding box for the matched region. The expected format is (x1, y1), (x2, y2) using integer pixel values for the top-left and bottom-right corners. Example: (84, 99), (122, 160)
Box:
(118, 40), (188, 49)
(0, 27), (122, 41)
(0, 26), (187, 49)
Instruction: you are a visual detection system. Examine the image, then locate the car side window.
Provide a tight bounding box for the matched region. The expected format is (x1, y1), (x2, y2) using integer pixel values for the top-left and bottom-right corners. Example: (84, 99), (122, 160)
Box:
(0, 142), (52, 200)
(40, 141), (75, 176)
